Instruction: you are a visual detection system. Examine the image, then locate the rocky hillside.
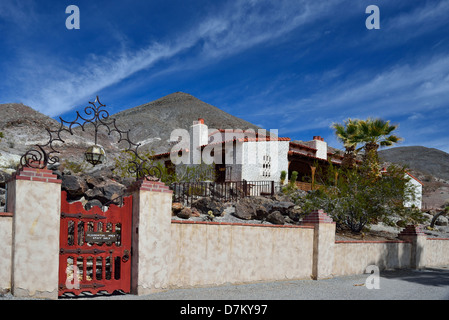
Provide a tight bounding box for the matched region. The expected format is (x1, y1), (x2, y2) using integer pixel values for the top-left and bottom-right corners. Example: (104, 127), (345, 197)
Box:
(110, 92), (261, 154)
(379, 146), (449, 180)
(379, 146), (449, 209)
(0, 92), (261, 168)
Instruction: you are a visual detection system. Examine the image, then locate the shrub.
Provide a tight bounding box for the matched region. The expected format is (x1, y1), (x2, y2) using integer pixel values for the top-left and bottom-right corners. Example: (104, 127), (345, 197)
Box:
(297, 163), (424, 233)
(280, 170), (287, 184)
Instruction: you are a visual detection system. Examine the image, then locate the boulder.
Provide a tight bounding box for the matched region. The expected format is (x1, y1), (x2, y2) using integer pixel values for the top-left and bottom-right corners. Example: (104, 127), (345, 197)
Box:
(267, 211), (285, 225)
(172, 202), (184, 213)
(102, 181), (126, 204)
(0, 171), (11, 188)
(177, 207), (192, 219)
(435, 215), (448, 226)
(287, 206), (303, 222)
(191, 197), (224, 217)
(234, 198), (256, 220)
(84, 199), (103, 211)
(255, 205), (269, 220)
(191, 207), (201, 217)
(270, 201), (295, 215)
(251, 196), (275, 212)
(85, 187), (104, 200)
(84, 178), (126, 205)
(62, 175), (88, 200)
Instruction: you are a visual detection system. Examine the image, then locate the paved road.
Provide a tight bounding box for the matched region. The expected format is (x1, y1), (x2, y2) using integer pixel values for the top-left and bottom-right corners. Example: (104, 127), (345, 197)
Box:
(3, 266), (449, 302)
(84, 266), (449, 300)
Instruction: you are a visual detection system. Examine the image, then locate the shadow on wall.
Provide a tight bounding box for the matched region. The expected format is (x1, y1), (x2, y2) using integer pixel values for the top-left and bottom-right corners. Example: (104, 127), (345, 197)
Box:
(365, 242), (410, 271)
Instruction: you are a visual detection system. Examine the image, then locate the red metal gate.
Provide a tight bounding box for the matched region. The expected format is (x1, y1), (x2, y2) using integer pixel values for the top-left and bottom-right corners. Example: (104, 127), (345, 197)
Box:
(58, 191), (132, 297)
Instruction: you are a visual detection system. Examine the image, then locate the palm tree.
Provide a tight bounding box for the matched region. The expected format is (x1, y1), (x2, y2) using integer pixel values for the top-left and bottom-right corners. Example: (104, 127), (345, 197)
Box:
(332, 119), (362, 169)
(357, 118), (402, 176)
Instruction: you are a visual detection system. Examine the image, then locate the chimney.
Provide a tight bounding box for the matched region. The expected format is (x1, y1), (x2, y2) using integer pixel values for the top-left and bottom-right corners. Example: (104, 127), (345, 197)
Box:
(190, 118), (209, 146)
(310, 136), (328, 160)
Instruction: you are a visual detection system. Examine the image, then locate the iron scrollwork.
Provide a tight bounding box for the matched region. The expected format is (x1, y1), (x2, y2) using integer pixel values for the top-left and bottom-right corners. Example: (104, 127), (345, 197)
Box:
(20, 96), (161, 181)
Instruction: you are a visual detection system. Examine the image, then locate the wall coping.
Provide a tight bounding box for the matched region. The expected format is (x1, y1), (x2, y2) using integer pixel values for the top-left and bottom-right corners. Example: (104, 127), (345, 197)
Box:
(335, 240), (408, 244)
(129, 179), (173, 193)
(172, 219), (314, 229)
(10, 166), (62, 184)
(0, 212), (13, 217)
(427, 237), (449, 241)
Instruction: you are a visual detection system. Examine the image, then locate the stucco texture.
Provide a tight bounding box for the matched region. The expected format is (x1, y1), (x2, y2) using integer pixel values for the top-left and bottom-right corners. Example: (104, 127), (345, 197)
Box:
(333, 241), (412, 276)
(169, 223), (314, 288)
(11, 179), (61, 298)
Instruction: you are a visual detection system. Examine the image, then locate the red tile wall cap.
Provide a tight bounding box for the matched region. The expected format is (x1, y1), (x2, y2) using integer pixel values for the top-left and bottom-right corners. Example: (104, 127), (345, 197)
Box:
(335, 240), (407, 244)
(0, 212), (13, 217)
(129, 179), (172, 193)
(10, 166), (62, 184)
(172, 219), (314, 229)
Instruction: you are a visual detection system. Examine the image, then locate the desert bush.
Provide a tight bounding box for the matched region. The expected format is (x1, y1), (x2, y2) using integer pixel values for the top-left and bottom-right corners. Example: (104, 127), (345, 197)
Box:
(297, 163), (424, 232)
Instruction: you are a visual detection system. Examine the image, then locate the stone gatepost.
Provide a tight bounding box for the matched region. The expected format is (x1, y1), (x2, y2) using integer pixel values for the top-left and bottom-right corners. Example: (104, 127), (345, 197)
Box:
(129, 179), (173, 295)
(7, 166), (62, 299)
(398, 224), (427, 269)
(302, 210), (336, 280)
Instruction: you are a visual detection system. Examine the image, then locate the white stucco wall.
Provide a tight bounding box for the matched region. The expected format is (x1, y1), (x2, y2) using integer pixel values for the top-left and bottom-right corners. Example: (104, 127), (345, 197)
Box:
(309, 138), (328, 160)
(241, 140), (289, 182)
(404, 174), (422, 209)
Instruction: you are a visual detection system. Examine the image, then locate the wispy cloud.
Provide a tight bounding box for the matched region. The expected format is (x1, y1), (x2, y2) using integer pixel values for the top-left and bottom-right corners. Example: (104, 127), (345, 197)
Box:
(3, 0), (344, 117)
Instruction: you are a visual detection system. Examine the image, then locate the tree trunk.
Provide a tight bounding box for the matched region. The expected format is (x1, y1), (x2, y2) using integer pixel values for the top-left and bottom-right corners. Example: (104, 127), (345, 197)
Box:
(363, 142), (380, 177)
(342, 146), (356, 169)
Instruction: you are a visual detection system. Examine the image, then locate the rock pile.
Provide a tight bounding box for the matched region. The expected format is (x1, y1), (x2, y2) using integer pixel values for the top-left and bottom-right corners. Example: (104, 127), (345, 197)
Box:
(172, 191), (306, 225)
(55, 165), (135, 209)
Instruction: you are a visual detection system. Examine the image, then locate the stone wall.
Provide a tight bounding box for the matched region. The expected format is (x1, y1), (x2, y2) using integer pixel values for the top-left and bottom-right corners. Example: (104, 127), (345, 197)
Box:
(169, 221), (314, 287)
(333, 241), (412, 276)
(423, 238), (449, 267)
(0, 213), (12, 292)
(2, 167), (449, 299)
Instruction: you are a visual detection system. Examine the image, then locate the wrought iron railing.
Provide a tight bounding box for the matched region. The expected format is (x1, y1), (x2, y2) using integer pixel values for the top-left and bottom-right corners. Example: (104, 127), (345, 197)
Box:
(170, 180), (281, 206)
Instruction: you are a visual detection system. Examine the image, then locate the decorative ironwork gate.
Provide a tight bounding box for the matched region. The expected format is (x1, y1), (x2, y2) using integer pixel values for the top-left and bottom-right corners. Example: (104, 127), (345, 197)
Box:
(58, 191), (133, 297)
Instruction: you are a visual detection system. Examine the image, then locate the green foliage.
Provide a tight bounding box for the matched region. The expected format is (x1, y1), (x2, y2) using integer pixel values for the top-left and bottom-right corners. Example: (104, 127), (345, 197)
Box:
(61, 160), (88, 174)
(290, 171), (298, 185)
(112, 149), (216, 185)
(280, 170), (287, 184)
(297, 163), (424, 233)
(332, 117), (402, 174)
(282, 171), (298, 195)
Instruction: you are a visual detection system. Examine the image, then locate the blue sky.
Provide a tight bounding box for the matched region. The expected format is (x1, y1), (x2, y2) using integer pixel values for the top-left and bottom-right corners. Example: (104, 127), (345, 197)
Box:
(1, 0), (449, 153)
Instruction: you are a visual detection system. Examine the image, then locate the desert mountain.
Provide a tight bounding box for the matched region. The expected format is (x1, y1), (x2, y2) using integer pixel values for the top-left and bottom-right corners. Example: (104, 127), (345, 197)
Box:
(110, 92), (261, 154)
(0, 92), (261, 167)
(379, 146), (449, 181)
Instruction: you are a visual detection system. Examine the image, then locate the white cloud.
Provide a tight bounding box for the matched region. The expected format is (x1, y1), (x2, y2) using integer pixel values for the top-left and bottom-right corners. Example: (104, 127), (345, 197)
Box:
(4, 0), (344, 117)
